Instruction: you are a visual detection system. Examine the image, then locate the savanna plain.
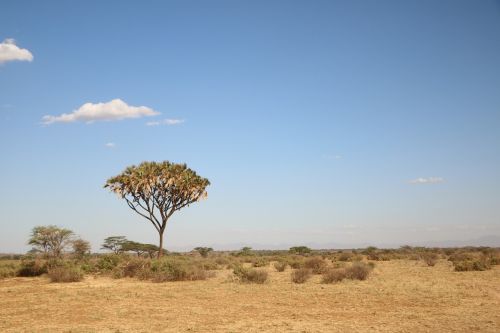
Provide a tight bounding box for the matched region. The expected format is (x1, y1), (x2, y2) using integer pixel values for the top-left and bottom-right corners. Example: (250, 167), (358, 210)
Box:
(1, 247), (499, 333)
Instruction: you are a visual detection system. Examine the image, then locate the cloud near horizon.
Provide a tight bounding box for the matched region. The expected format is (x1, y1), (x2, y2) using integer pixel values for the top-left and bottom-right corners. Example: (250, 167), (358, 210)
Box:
(42, 99), (159, 124)
(0, 39), (33, 64)
(146, 118), (185, 126)
(409, 177), (444, 184)
(104, 142), (115, 148)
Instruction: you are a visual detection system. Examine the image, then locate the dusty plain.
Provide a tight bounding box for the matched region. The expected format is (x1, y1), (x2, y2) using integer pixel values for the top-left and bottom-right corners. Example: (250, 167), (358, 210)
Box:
(1, 260), (499, 333)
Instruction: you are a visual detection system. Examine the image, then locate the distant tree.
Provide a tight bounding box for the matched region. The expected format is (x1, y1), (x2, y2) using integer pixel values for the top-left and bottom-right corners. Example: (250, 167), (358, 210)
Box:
(104, 161), (210, 258)
(238, 246), (253, 256)
(289, 246), (312, 255)
(28, 225), (74, 258)
(72, 239), (91, 258)
(194, 247), (213, 258)
(101, 236), (128, 254)
(122, 241), (165, 258)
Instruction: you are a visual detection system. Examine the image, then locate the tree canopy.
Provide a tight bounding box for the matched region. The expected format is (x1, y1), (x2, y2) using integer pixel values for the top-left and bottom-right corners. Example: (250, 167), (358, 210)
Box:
(28, 225), (74, 258)
(104, 161), (210, 257)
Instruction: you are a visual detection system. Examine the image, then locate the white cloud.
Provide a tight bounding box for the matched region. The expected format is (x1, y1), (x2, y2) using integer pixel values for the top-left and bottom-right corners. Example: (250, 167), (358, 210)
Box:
(409, 177), (444, 184)
(0, 38), (33, 64)
(105, 142), (116, 148)
(146, 118), (185, 126)
(42, 99), (160, 125)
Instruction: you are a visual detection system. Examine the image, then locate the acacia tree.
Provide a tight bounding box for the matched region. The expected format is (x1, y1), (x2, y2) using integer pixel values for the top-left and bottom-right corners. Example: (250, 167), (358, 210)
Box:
(28, 225), (74, 258)
(194, 246), (213, 258)
(72, 238), (91, 258)
(101, 236), (128, 254)
(104, 161), (210, 258)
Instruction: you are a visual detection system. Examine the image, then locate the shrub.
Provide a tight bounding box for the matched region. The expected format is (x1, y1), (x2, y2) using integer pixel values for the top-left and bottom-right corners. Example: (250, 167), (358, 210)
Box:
(304, 257), (327, 274)
(200, 259), (219, 270)
(453, 259), (491, 272)
(0, 262), (19, 279)
(215, 257), (230, 266)
(322, 268), (346, 283)
(421, 252), (438, 266)
(151, 258), (208, 282)
(96, 254), (122, 271)
(251, 257), (269, 267)
(291, 268), (312, 284)
(344, 262), (372, 280)
(449, 251), (492, 271)
(288, 256), (305, 269)
(17, 259), (47, 277)
(233, 265), (268, 284)
(274, 261), (287, 272)
(338, 252), (354, 262)
(48, 265), (84, 283)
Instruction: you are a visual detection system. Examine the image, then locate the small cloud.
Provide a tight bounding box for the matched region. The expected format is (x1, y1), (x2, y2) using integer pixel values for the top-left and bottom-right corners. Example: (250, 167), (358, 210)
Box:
(42, 99), (160, 125)
(105, 142), (116, 148)
(146, 118), (185, 126)
(409, 177), (444, 184)
(0, 38), (33, 64)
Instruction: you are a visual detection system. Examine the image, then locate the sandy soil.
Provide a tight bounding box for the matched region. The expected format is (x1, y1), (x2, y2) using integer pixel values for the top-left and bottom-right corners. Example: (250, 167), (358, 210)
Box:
(1, 260), (499, 332)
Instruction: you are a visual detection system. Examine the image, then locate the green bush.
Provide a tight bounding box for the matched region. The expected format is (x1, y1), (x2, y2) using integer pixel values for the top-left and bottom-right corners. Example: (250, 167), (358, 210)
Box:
(151, 258), (208, 282)
(291, 268), (311, 284)
(96, 254), (123, 271)
(48, 265), (84, 283)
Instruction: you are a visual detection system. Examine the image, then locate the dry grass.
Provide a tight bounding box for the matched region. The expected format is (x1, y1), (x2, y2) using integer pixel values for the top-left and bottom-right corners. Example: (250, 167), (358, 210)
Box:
(0, 260), (499, 332)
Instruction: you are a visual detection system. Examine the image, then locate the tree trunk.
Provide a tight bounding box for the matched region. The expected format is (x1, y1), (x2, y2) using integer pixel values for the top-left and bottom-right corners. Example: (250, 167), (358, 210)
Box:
(158, 232), (164, 259)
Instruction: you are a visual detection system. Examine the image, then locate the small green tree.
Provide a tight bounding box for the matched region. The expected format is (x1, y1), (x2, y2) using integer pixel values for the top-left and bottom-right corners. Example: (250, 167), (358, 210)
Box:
(101, 236), (127, 254)
(105, 161), (210, 258)
(28, 225), (74, 258)
(194, 247), (213, 258)
(72, 239), (91, 258)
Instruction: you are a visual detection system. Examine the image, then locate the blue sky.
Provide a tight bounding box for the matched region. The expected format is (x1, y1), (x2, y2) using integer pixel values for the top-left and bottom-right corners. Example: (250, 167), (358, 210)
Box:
(1, 0), (500, 252)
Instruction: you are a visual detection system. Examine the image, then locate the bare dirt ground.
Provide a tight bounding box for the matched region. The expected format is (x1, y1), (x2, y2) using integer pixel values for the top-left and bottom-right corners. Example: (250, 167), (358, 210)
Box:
(1, 260), (499, 333)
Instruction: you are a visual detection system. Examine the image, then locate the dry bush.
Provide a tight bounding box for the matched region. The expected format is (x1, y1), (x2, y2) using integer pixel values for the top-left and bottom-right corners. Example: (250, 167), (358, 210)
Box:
(304, 257), (327, 274)
(48, 265), (84, 283)
(200, 259), (219, 270)
(0, 261), (19, 279)
(322, 268), (346, 283)
(337, 252), (354, 262)
(233, 265), (268, 284)
(287, 256), (305, 269)
(345, 262), (373, 280)
(17, 258), (47, 277)
(251, 257), (269, 267)
(291, 268), (312, 284)
(449, 251), (492, 272)
(421, 252), (439, 266)
(452, 259), (491, 272)
(274, 261), (287, 272)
